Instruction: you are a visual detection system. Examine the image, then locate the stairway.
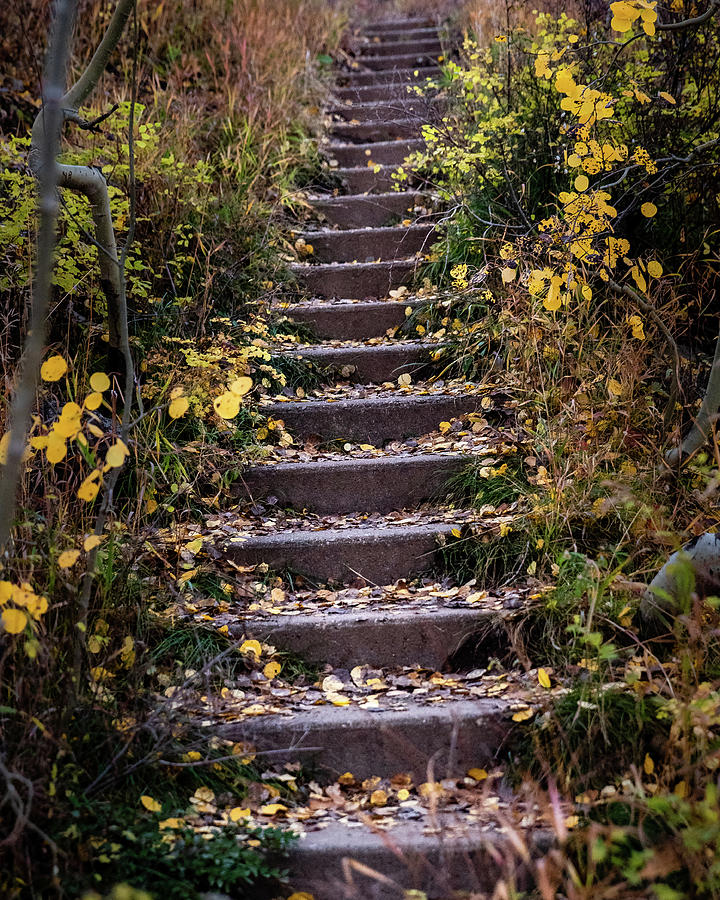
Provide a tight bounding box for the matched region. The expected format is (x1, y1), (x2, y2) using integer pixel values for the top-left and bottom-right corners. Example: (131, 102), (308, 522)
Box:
(212, 17), (541, 899)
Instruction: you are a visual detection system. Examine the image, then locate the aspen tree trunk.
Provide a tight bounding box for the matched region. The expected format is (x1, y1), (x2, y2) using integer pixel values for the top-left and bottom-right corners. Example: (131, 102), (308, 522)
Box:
(0, 0), (135, 548)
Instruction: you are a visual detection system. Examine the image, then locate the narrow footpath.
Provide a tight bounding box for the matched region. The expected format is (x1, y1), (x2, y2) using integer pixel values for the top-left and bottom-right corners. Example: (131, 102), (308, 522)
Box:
(207, 17), (545, 899)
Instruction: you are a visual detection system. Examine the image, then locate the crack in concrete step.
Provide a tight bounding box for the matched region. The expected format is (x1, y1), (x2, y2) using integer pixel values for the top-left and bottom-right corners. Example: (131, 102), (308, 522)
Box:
(291, 258), (417, 299)
(259, 392), (482, 442)
(224, 519), (465, 584)
(310, 192), (427, 229)
(324, 138), (424, 168)
(296, 223), (434, 263)
(239, 451), (468, 515)
(282, 298), (424, 339)
(219, 695), (511, 781)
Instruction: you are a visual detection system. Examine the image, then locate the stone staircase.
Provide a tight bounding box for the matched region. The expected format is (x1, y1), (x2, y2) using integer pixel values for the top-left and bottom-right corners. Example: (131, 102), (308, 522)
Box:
(212, 17), (542, 899)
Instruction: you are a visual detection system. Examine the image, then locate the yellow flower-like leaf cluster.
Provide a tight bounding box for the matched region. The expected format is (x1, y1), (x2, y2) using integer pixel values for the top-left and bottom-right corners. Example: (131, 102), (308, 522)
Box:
(555, 68), (615, 126)
(610, 0), (658, 36)
(0, 580), (48, 635)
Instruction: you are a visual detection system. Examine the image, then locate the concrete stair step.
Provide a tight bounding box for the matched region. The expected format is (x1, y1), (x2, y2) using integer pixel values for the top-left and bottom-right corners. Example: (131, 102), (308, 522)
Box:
(311, 191), (426, 229)
(291, 258), (416, 299)
(259, 391), (482, 442)
(297, 223), (434, 263)
(329, 99), (436, 122)
(239, 451), (467, 514)
(284, 298), (424, 340)
(330, 117), (421, 142)
(332, 76), (438, 106)
(359, 37), (442, 57)
(363, 18), (436, 34)
(325, 138), (423, 168)
(288, 818), (534, 900)
(360, 25), (441, 42)
(276, 340), (439, 383)
(239, 600), (485, 670)
(224, 517), (464, 584)
(333, 164), (411, 194)
(358, 52), (443, 71)
(339, 66), (439, 87)
(220, 689), (511, 780)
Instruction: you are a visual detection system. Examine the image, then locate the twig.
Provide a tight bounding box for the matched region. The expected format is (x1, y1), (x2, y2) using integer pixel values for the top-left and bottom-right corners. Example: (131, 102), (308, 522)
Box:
(605, 274), (683, 418)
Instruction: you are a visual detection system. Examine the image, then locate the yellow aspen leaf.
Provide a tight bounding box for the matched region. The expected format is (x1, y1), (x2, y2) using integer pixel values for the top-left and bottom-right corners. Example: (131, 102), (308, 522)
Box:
(229, 376), (253, 397)
(370, 789), (388, 806)
(674, 780), (687, 798)
(140, 795), (162, 812)
(259, 803), (287, 816)
(46, 434), (67, 465)
(105, 440), (130, 469)
(169, 396), (189, 419)
(608, 378), (623, 397)
(631, 266), (647, 293)
(337, 772), (355, 785)
(263, 661), (282, 679)
(327, 692), (350, 706)
(628, 315), (646, 340)
(534, 52), (551, 78)
(214, 392), (241, 419)
(538, 668), (552, 689)
(468, 767), (488, 781)
(229, 807), (251, 821)
(89, 372), (111, 392)
(647, 260), (663, 278)
(419, 781), (444, 799)
(58, 550), (80, 569)
(439, 421), (452, 434)
(641, 201), (657, 217)
(644, 753), (655, 775)
(2, 608), (28, 634)
(544, 293), (562, 312)
(87, 635), (102, 653)
(501, 266), (516, 283)
(288, 894), (315, 900)
(659, 91), (676, 104)
(40, 355), (68, 382)
(77, 470), (102, 502)
(512, 708), (534, 722)
(84, 392), (103, 411)
(397, 788), (411, 800)
(0, 432), (10, 464)
(565, 815), (579, 828)
(159, 818), (184, 830)
(87, 423), (104, 438)
(398, 373), (412, 386)
(84, 535), (103, 552)
(240, 639), (262, 657)
(574, 174), (589, 191)
(146, 498), (158, 514)
(451, 527), (462, 538)
(185, 538), (203, 553)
